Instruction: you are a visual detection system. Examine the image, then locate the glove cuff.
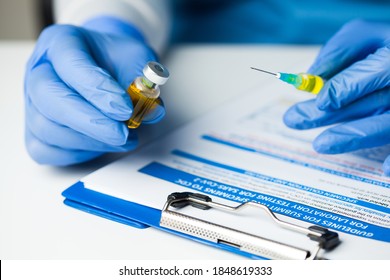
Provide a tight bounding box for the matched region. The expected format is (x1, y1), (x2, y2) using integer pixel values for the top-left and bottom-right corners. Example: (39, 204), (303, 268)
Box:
(82, 15), (145, 42)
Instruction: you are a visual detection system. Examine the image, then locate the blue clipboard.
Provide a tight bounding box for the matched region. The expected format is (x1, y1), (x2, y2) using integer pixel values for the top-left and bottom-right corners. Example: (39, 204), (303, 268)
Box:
(62, 181), (340, 260)
(62, 181), (264, 259)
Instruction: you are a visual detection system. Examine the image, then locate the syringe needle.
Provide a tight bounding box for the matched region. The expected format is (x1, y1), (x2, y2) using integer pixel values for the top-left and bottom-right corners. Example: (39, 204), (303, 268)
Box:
(250, 67), (277, 76)
(250, 66), (324, 94)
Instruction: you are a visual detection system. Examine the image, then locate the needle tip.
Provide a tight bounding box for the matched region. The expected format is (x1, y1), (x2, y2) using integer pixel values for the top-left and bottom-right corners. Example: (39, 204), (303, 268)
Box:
(250, 67), (277, 76)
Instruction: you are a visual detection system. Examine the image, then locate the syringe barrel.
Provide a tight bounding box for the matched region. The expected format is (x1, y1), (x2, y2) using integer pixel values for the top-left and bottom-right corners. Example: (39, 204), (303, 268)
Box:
(296, 73), (324, 94)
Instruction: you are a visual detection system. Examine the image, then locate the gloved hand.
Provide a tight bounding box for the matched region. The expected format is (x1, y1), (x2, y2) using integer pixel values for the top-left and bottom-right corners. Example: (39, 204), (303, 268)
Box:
(24, 16), (165, 166)
(283, 20), (390, 174)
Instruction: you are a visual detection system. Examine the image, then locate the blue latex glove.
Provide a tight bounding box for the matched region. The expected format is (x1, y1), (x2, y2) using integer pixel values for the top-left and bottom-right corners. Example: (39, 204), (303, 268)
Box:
(283, 20), (390, 174)
(24, 16), (165, 166)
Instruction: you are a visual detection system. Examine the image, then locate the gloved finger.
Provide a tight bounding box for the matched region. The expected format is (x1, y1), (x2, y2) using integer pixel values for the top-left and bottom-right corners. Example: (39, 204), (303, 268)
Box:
(26, 98), (138, 152)
(45, 25), (132, 120)
(308, 20), (390, 79)
(284, 87), (390, 129)
(316, 46), (390, 111)
(313, 112), (390, 154)
(27, 62), (129, 146)
(27, 25), (60, 69)
(382, 154), (390, 176)
(25, 127), (104, 166)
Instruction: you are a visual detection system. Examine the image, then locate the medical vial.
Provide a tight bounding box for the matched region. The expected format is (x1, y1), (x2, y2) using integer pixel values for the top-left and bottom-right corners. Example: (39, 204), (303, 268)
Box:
(126, 61), (170, 129)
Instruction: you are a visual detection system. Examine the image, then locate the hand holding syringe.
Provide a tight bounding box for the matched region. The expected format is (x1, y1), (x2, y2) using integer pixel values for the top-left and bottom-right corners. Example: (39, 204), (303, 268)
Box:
(251, 67), (324, 94)
(253, 22), (390, 176)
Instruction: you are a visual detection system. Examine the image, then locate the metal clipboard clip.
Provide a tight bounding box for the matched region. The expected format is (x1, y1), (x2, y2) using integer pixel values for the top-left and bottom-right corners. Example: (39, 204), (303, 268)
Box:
(160, 192), (340, 260)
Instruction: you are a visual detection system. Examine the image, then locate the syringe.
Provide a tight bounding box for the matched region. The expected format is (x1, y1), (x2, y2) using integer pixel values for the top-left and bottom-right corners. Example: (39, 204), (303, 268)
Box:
(250, 67), (324, 94)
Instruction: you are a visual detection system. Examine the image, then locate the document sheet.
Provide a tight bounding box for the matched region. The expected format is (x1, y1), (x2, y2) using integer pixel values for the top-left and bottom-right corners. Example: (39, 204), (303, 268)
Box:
(82, 81), (390, 259)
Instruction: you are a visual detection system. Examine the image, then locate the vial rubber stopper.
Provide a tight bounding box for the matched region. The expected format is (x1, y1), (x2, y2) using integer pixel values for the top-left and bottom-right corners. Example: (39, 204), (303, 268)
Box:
(143, 61), (170, 85)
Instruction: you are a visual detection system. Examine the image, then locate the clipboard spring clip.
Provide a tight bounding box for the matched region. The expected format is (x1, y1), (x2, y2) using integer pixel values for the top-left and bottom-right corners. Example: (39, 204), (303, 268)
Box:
(160, 192), (340, 260)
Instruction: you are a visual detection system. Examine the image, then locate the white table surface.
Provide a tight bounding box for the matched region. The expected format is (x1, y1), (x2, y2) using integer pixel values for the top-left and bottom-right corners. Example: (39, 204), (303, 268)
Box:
(0, 41), (319, 259)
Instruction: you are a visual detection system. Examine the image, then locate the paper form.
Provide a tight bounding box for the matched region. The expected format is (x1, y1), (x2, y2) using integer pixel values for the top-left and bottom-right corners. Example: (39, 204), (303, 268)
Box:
(82, 81), (390, 259)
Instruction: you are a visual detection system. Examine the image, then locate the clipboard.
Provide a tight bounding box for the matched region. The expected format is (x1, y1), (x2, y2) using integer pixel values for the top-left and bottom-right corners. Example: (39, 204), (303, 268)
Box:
(61, 80), (390, 259)
(62, 181), (340, 260)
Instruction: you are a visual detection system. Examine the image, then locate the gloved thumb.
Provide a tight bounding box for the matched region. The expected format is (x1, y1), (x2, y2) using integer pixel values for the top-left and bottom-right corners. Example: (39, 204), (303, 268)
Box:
(308, 20), (390, 79)
(315, 46), (390, 111)
(111, 41), (157, 90)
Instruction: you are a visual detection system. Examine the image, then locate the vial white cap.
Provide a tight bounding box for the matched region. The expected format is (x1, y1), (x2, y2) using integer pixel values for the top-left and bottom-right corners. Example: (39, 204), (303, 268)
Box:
(143, 61), (170, 85)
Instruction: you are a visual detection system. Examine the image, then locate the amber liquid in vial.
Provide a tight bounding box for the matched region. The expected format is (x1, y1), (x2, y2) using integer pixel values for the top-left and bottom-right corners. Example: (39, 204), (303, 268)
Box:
(126, 77), (160, 129)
